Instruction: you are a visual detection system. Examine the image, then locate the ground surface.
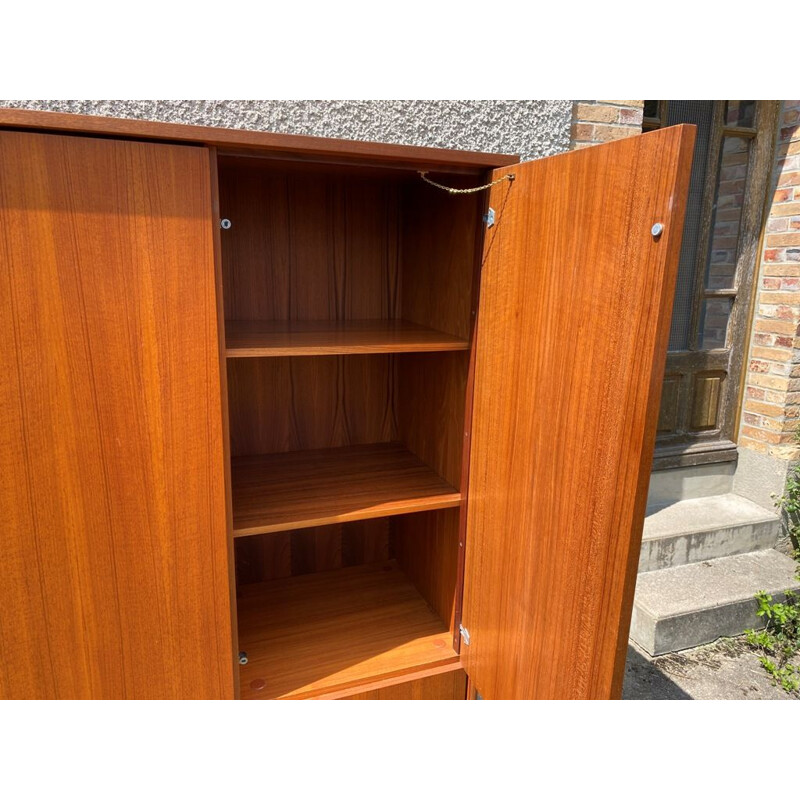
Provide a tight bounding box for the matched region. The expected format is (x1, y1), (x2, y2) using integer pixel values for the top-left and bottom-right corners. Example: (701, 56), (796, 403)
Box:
(623, 638), (799, 700)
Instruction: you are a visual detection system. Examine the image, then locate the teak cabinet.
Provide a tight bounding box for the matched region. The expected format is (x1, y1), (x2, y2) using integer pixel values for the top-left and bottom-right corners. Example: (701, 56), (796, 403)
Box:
(0, 110), (695, 700)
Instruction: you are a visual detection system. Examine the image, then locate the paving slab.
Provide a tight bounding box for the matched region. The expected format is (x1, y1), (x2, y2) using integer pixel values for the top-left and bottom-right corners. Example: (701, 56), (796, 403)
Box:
(623, 639), (799, 700)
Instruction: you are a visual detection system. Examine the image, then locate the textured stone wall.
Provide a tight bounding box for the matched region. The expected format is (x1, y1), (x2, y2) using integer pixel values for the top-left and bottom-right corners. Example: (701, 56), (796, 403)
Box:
(0, 100), (573, 162)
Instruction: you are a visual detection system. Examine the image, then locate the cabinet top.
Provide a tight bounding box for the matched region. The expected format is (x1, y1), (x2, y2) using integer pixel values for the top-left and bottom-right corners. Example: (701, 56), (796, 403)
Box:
(0, 108), (519, 173)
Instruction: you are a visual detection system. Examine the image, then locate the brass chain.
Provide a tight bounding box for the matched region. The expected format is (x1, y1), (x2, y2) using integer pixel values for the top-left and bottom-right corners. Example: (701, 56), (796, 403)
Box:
(418, 171), (515, 195)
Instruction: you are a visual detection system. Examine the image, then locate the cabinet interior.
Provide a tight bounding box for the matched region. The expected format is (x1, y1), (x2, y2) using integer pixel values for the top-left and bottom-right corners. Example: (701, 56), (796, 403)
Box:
(217, 154), (484, 699)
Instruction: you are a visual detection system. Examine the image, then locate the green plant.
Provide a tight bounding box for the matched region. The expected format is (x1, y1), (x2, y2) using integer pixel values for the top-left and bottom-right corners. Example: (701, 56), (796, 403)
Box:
(745, 590), (800, 695)
(774, 466), (800, 558)
(745, 445), (800, 695)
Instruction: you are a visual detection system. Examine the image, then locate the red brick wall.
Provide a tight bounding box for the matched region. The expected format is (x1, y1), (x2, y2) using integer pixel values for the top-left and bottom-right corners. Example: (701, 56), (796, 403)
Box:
(570, 101), (644, 149)
(740, 101), (800, 458)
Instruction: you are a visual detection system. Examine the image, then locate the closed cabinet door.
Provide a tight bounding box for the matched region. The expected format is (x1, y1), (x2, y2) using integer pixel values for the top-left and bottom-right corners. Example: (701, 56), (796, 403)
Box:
(460, 125), (696, 699)
(0, 131), (233, 699)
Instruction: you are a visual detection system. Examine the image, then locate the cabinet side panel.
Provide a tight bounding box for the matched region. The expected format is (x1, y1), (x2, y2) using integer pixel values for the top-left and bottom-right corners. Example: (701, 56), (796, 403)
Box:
(400, 180), (481, 340)
(0, 131), (233, 699)
(394, 508), (459, 633)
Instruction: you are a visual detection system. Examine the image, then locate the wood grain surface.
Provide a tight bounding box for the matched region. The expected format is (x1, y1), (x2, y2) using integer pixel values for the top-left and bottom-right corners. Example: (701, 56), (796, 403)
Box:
(227, 355), (396, 456)
(237, 561), (458, 699)
(210, 147), (242, 697)
(338, 666), (467, 700)
(225, 319), (468, 357)
(234, 519), (391, 585)
(0, 131), (233, 698)
(400, 179), (483, 340)
(460, 125), (696, 699)
(0, 108), (518, 172)
(395, 508), (460, 634)
(231, 443), (461, 536)
(218, 159), (401, 324)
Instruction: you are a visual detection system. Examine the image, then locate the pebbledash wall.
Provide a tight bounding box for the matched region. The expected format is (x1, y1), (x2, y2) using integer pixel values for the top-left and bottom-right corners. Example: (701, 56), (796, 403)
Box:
(0, 100), (573, 162)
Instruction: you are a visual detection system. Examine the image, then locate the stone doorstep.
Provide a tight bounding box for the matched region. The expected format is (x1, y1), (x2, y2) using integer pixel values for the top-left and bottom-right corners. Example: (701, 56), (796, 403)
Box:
(630, 549), (799, 656)
(640, 493), (781, 572)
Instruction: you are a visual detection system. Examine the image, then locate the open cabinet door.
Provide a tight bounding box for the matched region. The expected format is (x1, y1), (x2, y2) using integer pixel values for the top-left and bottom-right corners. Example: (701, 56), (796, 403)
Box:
(460, 125), (695, 699)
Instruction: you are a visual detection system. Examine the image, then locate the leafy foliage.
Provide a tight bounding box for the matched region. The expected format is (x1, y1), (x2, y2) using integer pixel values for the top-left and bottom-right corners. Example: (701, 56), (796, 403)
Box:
(745, 455), (800, 695)
(745, 590), (799, 695)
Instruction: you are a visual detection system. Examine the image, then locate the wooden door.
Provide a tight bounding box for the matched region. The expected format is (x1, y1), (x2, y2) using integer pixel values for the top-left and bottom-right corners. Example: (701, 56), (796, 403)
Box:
(643, 102), (779, 468)
(0, 131), (233, 699)
(459, 125), (695, 699)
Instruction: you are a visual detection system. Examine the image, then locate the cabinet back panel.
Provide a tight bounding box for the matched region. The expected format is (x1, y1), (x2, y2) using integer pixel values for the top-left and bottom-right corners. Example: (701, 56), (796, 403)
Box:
(227, 355), (397, 456)
(234, 519), (391, 585)
(219, 159), (401, 322)
(0, 131), (233, 699)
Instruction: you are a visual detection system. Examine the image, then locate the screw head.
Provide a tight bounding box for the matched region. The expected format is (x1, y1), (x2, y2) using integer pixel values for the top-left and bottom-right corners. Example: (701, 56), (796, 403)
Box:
(220, 218), (232, 230)
(651, 222), (664, 237)
(238, 651), (248, 665)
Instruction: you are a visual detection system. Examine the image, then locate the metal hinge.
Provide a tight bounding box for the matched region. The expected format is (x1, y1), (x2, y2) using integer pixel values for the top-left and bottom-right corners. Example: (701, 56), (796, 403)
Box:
(459, 624), (471, 646)
(483, 207), (495, 228)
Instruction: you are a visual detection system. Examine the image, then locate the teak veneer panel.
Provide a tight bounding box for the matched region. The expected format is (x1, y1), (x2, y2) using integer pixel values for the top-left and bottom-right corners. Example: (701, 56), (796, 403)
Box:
(395, 508), (461, 634)
(234, 518), (391, 584)
(227, 355), (396, 456)
(0, 108), (518, 172)
(231, 443), (461, 536)
(225, 319), (468, 356)
(460, 125), (696, 700)
(338, 667), (467, 700)
(237, 561), (458, 699)
(218, 162), (401, 324)
(400, 179), (483, 340)
(0, 131), (233, 699)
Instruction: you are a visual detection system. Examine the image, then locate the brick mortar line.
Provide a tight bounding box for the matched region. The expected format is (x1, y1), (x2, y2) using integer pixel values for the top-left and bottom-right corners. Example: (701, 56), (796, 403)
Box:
(573, 121), (643, 130)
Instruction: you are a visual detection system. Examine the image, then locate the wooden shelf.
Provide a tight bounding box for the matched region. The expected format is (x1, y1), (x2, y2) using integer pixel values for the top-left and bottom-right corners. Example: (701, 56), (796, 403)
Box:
(225, 319), (469, 357)
(232, 443), (461, 537)
(237, 561), (459, 699)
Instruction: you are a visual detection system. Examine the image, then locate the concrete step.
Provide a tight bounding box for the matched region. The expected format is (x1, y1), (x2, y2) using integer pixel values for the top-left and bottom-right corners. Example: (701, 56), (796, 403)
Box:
(630, 549), (799, 656)
(647, 461), (735, 511)
(640, 493), (780, 572)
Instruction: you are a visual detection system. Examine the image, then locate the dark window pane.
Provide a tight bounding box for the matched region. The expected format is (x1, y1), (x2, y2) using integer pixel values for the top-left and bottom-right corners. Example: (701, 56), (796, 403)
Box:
(644, 100), (660, 119)
(705, 136), (751, 291)
(699, 297), (733, 349)
(664, 101), (715, 351)
(725, 101), (756, 128)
